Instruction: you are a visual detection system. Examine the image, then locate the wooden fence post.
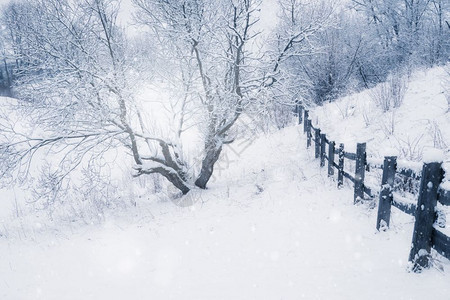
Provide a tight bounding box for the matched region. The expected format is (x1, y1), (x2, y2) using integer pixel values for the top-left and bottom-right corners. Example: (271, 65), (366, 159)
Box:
(376, 156), (397, 231)
(408, 160), (443, 271)
(320, 133), (326, 167)
(328, 141), (335, 177)
(353, 142), (366, 204)
(306, 119), (312, 148)
(337, 143), (344, 188)
(298, 105), (303, 125)
(314, 128), (321, 159)
(303, 110), (309, 133)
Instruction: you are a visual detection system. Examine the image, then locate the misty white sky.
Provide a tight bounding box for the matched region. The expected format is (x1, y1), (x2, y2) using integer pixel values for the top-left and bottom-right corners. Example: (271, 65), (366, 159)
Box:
(0, 0), (279, 33)
(118, 0), (279, 34)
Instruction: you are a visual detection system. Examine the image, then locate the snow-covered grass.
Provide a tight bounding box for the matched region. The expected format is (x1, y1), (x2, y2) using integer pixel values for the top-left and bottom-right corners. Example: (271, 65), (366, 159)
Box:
(1, 65), (450, 299)
(1, 125), (450, 299)
(309, 65), (450, 209)
(311, 66), (449, 162)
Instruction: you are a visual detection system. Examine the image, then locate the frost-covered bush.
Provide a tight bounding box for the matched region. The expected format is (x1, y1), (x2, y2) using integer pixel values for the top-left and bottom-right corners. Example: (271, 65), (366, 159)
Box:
(393, 134), (424, 161)
(335, 98), (356, 120)
(427, 121), (447, 150)
(272, 103), (295, 130)
(379, 111), (397, 136)
(370, 75), (408, 112)
(390, 76), (408, 108)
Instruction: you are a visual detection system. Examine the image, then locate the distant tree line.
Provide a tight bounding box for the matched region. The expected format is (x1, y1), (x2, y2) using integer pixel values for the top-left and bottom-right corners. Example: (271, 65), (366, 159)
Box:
(275, 0), (449, 104)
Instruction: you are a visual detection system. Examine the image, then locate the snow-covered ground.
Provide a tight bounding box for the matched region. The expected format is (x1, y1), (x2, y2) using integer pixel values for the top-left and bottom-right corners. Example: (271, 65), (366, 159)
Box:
(1, 124), (449, 299)
(1, 66), (449, 299)
(311, 66), (449, 163)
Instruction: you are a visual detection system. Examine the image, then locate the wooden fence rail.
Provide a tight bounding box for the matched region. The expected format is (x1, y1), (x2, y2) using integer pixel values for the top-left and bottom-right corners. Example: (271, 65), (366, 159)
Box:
(297, 104), (450, 272)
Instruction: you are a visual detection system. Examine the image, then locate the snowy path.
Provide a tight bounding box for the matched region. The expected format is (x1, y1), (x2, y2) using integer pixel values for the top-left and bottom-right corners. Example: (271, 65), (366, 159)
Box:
(1, 126), (449, 299)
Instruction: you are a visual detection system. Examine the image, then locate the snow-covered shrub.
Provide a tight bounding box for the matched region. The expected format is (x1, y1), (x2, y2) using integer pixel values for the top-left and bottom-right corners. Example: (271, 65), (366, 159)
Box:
(393, 134), (424, 161)
(272, 103), (295, 130)
(427, 121), (447, 150)
(370, 75), (408, 112)
(334, 98), (356, 120)
(379, 111), (397, 136)
(370, 83), (391, 112)
(244, 99), (295, 133)
(390, 76), (408, 108)
(394, 173), (420, 196)
(361, 103), (373, 127)
(34, 165), (129, 223)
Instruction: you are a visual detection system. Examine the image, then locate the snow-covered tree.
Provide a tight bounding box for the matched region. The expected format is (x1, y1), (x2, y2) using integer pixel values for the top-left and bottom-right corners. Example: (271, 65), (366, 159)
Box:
(133, 0), (268, 188)
(267, 0), (337, 104)
(0, 0), (196, 194)
(351, 0), (450, 68)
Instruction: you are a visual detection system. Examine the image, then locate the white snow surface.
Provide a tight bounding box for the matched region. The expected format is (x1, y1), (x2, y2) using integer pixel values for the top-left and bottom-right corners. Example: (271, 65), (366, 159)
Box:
(1, 65), (450, 299)
(423, 148), (445, 163)
(1, 125), (450, 299)
(311, 66), (450, 164)
(382, 147), (399, 157)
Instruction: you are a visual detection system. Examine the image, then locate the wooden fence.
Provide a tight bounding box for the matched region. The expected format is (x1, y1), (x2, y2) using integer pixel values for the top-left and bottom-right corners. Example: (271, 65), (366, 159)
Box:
(296, 104), (450, 272)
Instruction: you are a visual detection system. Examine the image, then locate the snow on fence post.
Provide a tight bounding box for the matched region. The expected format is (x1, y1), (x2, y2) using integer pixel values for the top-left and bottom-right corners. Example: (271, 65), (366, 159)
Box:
(376, 156), (397, 231)
(303, 110), (309, 133)
(314, 128), (321, 159)
(353, 142), (366, 204)
(306, 119), (312, 148)
(328, 141), (335, 177)
(337, 143), (344, 188)
(298, 105), (303, 125)
(408, 150), (444, 272)
(320, 133), (326, 167)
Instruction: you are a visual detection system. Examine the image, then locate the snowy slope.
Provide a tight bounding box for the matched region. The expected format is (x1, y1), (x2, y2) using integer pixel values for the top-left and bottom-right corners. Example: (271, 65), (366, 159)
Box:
(310, 66), (449, 162)
(1, 125), (449, 300)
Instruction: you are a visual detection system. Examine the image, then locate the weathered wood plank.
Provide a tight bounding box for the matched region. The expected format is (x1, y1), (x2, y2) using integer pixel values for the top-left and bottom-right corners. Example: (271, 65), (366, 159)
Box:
(315, 128), (321, 159)
(432, 228), (450, 261)
(376, 156), (397, 230)
(344, 152), (357, 161)
(353, 143), (366, 204)
(343, 171), (355, 183)
(306, 119), (312, 148)
(303, 110), (309, 133)
(328, 141), (335, 177)
(409, 161), (444, 271)
(392, 199), (416, 216)
(298, 105), (303, 124)
(438, 187), (450, 206)
(320, 133), (326, 167)
(364, 185), (374, 198)
(338, 143), (344, 188)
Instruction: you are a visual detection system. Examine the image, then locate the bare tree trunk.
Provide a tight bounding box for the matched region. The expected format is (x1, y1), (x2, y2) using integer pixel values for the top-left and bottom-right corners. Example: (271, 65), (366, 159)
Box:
(138, 166), (190, 194)
(194, 140), (223, 189)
